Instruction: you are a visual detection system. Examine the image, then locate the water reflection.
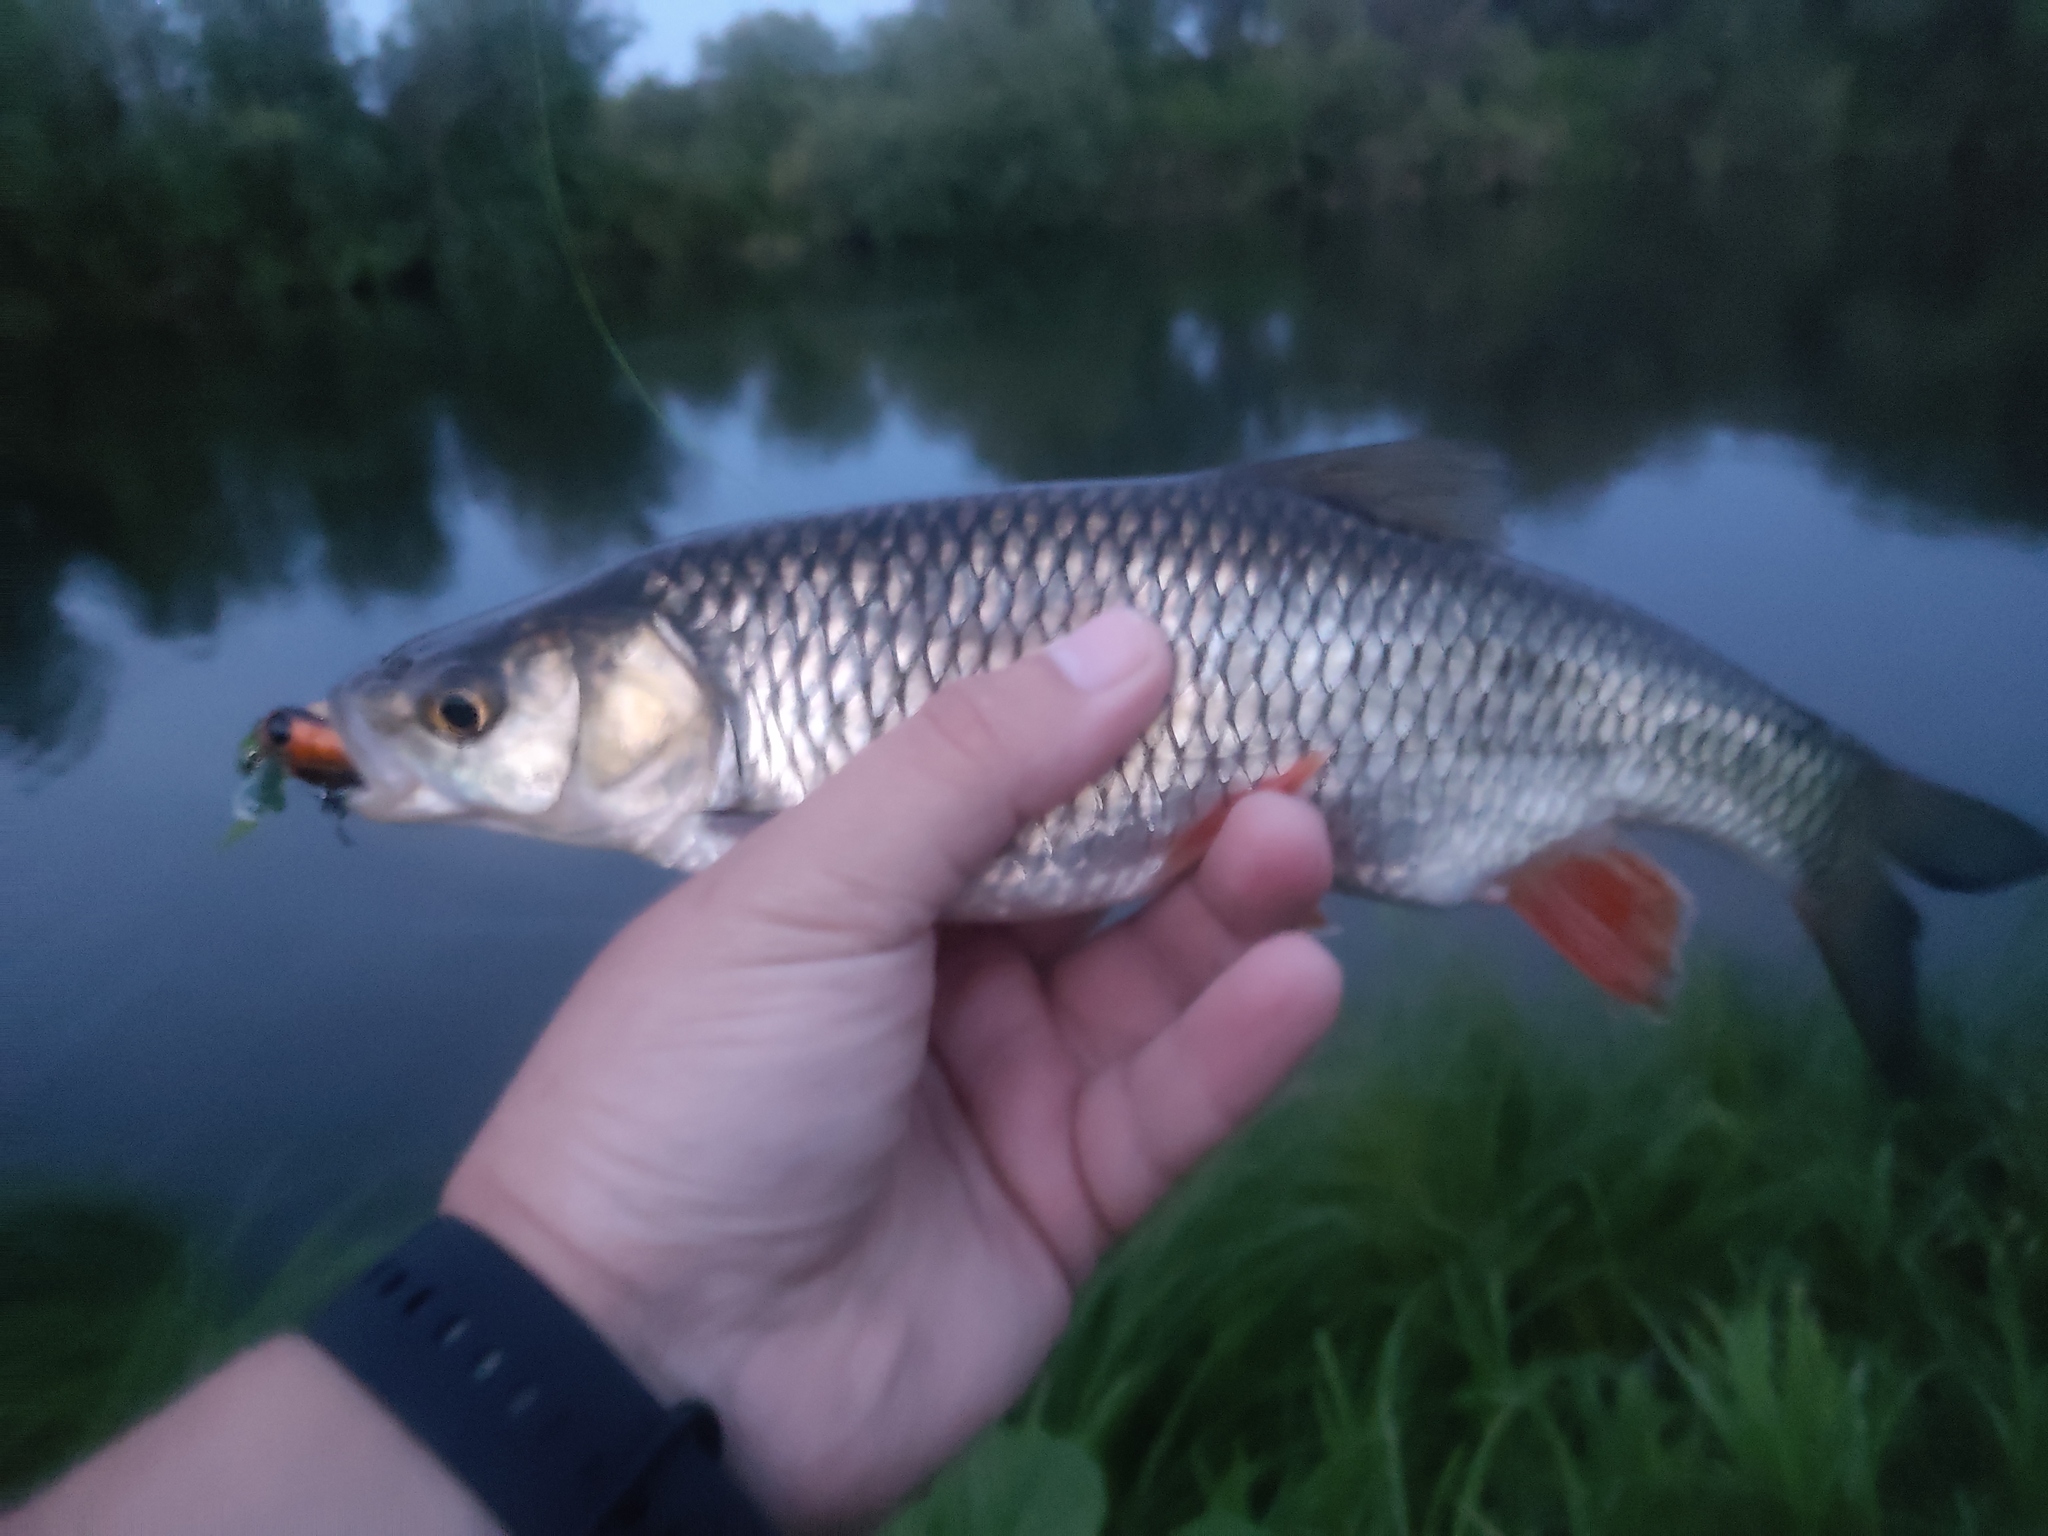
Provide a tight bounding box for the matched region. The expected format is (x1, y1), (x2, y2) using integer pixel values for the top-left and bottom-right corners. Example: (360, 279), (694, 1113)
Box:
(7, 179), (2046, 766)
(2, 309), (676, 766)
(6, 180), (2048, 1219)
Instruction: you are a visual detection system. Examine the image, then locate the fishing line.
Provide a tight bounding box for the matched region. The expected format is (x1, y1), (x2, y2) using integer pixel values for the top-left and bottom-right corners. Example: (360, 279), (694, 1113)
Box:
(519, 7), (830, 526)
(524, 0), (673, 440)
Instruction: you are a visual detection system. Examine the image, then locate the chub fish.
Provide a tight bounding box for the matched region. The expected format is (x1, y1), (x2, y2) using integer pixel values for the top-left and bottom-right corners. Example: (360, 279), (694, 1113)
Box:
(262, 441), (2048, 1088)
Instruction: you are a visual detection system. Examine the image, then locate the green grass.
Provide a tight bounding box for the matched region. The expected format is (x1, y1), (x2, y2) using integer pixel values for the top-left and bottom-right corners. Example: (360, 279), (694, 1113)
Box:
(891, 963), (2048, 1535)
(0, 1197), (405, 1502)
(9, 962), (2048, 1531)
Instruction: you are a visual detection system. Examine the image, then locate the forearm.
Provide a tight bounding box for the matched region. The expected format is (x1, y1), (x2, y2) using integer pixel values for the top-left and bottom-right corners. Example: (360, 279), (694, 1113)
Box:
(6, 1335), (500, 1536)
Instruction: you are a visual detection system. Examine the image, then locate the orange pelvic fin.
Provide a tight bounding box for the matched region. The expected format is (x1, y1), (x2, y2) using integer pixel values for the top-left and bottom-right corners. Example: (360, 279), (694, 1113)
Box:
(1501, 842), (1694, 1009)
(1161, 751), (1330, 888)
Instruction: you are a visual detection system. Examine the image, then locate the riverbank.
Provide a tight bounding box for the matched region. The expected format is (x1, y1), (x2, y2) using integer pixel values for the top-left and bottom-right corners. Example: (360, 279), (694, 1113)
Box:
(10, 953), (2048, 1529)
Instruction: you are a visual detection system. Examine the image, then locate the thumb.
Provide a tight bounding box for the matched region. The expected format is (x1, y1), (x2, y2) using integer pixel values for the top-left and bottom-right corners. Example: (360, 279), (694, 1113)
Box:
(726, 608), (1173, 942)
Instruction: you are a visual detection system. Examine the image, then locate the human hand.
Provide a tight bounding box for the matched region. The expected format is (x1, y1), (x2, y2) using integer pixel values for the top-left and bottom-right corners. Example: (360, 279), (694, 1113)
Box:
(441, 609), (1342, 1531)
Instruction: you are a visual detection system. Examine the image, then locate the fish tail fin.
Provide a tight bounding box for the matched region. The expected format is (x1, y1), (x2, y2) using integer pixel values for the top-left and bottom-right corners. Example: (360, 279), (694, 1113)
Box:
(1866, 766), (2048, 893)
(1794, 858), (1926, 1093)
(1797, 764), (2048, 1093)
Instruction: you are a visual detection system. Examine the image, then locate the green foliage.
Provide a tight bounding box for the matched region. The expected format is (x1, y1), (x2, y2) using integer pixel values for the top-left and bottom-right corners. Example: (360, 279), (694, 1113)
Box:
(1660, 1286), (1905, 1530)
(379, 0), (629, 297)
(225, 741), (289, 843)
(610, 0), (2048, 254)
(0, 1200), (223, 1496)
(807, 0), (1132, 244)
(10, 170), (2048, 764)
(878, 965), (2048, 1532)
(0, 0), (633, 327)
(0, 1195), (398, 1499)
(885, 1427), (1108, 1536)
(12, 0), (2046, 321)
(11, 971), (2048, 1525)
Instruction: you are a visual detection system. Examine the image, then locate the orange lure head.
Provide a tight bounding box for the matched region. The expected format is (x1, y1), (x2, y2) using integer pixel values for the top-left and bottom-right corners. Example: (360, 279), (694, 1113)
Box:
(249, 705), (362, 793)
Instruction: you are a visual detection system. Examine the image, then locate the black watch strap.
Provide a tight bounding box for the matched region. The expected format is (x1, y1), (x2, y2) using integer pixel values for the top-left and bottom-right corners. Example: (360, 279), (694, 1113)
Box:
(306, 1216), (775, 1536)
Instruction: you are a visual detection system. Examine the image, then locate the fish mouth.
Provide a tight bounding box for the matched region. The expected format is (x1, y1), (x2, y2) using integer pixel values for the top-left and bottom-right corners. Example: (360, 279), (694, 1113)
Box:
(321, 689), (467, 821)
(257, 703), (362, 794)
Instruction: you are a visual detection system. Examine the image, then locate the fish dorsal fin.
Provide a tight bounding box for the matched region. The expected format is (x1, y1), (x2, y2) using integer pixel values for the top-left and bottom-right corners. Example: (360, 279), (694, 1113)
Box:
(1235, 438), (1510, 546)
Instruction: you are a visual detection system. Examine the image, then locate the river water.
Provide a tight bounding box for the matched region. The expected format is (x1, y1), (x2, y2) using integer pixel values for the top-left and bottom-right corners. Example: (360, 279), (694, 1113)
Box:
(4, 188), (2045, 1226)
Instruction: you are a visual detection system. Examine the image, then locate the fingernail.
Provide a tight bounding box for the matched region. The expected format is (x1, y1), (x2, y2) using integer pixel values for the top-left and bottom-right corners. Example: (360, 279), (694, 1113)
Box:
(1045, 609), (1157, 692)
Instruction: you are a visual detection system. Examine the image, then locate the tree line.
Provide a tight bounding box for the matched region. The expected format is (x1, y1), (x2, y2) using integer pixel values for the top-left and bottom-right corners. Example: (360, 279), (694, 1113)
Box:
(3, 0), (2046, 326)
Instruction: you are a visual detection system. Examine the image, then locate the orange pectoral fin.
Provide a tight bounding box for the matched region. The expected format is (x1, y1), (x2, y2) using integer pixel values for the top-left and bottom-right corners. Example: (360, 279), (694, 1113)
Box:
(1159, 750), (1331, 889)
(1501, 842), (1694, 1009)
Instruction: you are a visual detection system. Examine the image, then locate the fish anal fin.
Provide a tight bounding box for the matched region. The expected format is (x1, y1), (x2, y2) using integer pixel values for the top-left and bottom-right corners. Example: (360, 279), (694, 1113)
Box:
(1501, 842), (1694, 1010)
(1159, 751), (1330, 889)
(1236, 439), (1510, 546)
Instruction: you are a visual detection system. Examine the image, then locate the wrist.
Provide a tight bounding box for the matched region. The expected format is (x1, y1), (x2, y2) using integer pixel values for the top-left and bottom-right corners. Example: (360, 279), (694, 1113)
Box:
(13, 1337), (501, 1536)
(438, 1164), (703, 1408)
(307, 1215), (776, 1536)
(436, 1169), (913, 1533)
(440, 1155), (851, 1527)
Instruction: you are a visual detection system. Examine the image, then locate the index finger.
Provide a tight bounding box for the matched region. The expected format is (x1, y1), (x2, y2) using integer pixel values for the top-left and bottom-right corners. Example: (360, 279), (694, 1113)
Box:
(1045, 789), (1334, 1069)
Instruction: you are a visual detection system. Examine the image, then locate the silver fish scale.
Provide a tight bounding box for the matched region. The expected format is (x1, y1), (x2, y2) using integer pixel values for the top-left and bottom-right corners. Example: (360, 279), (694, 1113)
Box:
(652, 477), (1863, 917)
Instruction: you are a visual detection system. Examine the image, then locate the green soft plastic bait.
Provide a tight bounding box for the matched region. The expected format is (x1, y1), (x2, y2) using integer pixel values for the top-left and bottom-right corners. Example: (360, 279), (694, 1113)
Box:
(223, 731), (288, 845)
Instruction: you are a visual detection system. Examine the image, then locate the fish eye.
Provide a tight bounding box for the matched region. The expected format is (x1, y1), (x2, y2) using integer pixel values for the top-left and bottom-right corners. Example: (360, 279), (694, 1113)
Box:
(427, 686), (495, 741)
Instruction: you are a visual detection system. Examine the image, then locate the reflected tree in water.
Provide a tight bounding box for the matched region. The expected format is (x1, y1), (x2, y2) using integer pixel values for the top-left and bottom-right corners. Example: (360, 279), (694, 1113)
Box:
(0, 302), (676, 762)
(7, 0), (2048, 763)
(9, 173), (2048, 763)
